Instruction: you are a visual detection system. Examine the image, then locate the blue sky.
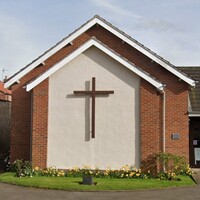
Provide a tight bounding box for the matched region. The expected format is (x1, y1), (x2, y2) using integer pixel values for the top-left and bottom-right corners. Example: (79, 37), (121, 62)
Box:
(0, 0), (200, 80)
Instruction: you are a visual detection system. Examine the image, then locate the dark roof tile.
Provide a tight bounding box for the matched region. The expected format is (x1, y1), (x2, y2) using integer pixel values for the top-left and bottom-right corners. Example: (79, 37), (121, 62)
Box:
(178, 67), (200, 113)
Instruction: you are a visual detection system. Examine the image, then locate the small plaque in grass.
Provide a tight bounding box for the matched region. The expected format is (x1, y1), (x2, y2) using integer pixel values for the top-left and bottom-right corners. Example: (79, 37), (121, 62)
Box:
(82, 176), (95, 185)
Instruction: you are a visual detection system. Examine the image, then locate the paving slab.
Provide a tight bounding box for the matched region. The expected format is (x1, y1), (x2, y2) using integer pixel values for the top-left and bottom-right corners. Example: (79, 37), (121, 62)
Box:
(192, 174), (200, 184)
(191, 168), (200, 184)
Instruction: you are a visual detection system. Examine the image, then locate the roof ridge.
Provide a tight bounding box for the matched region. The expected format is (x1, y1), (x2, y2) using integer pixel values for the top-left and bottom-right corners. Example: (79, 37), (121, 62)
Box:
(4, 15), (195, 88)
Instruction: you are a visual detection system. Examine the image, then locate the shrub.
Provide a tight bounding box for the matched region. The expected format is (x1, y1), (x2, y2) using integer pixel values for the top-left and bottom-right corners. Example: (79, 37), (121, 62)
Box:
(12, 160), (33, 177)
(156, 152), (192, 180)
(156, 171), (180, 181)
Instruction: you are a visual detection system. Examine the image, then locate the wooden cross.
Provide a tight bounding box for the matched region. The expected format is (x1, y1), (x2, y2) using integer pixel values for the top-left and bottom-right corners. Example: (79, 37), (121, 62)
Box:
(74, 77), (114, 138)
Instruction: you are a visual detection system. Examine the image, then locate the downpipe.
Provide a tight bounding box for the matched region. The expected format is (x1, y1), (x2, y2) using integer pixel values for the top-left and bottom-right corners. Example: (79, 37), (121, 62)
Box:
(161, 90), (166, 171)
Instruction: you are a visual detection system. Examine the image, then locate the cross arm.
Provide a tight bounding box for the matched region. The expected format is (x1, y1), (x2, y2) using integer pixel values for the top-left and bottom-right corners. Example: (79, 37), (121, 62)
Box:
(74, 91), (92, 95)
(74, 90), (114, 95)
(94, 91), (114, 95)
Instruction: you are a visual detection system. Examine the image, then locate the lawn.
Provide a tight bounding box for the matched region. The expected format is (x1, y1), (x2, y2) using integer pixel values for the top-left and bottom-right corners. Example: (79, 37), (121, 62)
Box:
(0, 173), (195, 191)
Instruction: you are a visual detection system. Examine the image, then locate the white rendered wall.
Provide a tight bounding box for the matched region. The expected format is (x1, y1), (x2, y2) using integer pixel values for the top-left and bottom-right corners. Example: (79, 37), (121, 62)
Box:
(48, 46), (140, 169)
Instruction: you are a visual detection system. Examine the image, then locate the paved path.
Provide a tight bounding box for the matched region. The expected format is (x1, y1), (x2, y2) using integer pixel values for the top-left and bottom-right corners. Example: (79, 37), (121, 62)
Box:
(0, 182), (200, 200)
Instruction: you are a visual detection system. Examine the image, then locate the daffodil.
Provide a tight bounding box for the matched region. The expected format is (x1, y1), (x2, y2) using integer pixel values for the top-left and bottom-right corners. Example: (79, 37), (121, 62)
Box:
(136, 173), (140, 177)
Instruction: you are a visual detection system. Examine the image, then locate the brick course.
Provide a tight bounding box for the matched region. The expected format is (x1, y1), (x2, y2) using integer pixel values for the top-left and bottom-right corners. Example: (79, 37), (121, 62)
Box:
(9, 24), (189, 168)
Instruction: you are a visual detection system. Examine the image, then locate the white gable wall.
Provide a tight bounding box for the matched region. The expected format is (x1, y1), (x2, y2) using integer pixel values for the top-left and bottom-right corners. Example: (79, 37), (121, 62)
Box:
(47, 46), (140, 169)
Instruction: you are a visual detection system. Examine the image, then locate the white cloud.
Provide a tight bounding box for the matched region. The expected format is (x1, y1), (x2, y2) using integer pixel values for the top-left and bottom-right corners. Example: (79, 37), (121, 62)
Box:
(90, 0), (140, 19)
(89, 0), (180, 32)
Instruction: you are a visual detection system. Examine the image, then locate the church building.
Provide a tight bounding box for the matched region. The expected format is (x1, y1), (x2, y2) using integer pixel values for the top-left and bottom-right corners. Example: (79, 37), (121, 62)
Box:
(4, 16), (196, 169)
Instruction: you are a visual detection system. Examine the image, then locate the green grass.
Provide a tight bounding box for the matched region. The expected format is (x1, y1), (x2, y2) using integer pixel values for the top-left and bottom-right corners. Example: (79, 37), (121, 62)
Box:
(0, 173), (195, 191)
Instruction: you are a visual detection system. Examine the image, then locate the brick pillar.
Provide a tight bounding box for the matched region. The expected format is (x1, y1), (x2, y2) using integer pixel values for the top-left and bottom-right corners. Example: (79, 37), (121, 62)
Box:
(31, 79), (49, 168)
(140, 79), (162, 172)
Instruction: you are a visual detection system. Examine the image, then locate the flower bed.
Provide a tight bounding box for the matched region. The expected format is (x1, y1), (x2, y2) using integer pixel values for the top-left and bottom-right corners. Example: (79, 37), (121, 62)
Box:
(11, 157), (192, 181)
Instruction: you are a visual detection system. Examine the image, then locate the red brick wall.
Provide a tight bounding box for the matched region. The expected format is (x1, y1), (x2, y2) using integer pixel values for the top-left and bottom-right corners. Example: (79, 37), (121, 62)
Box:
(10, 24), (189, 168)
(10, 86), (31, 162)
(165, 82), (189, 158)
(140, 79), (162, 171)
(31, 79), (48, 168)
(10, 65), (50, 163)
(140, 79), (189, 171)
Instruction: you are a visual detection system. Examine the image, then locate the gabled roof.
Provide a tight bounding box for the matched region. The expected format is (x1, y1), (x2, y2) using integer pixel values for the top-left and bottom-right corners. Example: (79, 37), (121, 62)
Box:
(26, 38), (164, 91)
(5, 15), (195, 88)
(178, 67), (200, 115)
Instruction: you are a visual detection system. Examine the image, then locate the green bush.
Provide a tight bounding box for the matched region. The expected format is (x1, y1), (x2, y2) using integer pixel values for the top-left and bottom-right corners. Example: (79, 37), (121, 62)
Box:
(156, 152), (192, 180)
(12, 160), (33, 177)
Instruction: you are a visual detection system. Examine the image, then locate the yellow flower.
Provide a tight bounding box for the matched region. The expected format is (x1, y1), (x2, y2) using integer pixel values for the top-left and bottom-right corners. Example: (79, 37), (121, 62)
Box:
(130, 172), (135, 177)
(34, 166), (39, 171)
(136, 173), (140, 177)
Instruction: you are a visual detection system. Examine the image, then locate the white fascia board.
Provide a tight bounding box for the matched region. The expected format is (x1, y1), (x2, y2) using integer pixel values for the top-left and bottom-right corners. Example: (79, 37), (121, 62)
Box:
(26, 39), (95, 91)
(4, 19), (98, 89)
(189, 113), (200, 117)
(95, 19), (195, 87)
(93, 41), (164, 91)
(5, 16), (194, 88)
(26, 39), (164, 92)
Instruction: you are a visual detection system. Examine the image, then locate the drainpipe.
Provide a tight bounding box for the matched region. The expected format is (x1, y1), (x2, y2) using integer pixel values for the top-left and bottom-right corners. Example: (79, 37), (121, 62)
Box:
(30, 92), (33, 162)
(161, 89), (166, 171)
(162, 90), (166, 154)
